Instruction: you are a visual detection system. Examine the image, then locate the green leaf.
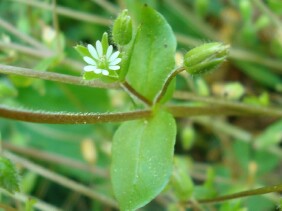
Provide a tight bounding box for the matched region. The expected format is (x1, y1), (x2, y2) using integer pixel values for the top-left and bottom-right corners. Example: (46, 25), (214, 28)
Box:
(111, 110), (176, 210)
(0, 157), (20, 193)
(255, 119), (282, 149)
(125, 5), (176, 102)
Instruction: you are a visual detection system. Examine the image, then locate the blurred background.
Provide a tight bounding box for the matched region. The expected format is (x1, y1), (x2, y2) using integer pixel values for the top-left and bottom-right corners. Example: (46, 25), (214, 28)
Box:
(0, 0), (282, 210)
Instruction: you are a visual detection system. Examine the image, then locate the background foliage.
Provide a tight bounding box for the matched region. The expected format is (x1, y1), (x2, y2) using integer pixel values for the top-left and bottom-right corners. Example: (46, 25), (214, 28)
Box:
(0, 0), (281, 210)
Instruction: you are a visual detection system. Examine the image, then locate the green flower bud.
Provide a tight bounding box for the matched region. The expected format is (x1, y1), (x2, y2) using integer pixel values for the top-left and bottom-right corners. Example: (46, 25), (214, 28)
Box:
(112, 9), (132, 46)
(184, 42), (230, 76)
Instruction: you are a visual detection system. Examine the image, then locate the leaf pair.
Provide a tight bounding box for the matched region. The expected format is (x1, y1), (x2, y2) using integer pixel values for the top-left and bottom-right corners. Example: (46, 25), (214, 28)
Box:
(110, 3), (179, 210)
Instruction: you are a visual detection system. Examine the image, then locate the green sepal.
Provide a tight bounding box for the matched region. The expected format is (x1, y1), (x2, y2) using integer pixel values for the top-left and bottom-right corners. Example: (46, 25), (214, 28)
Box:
(101, 32), (109, 54)
(184, 42), (229, 76)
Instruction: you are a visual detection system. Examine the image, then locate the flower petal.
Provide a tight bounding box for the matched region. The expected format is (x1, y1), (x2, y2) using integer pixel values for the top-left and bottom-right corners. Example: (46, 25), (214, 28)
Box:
(106, 45), (113, 59)
(84, 65), (97, 72)
(83, 56), (96, 65)
(109, 65), (120, 70)
(102, 70), (109, 75)
(96, 40), (103, 57)
(87, 44), (99, 60)
(109, 51), (120, 62)
(94, 69), (102, 74)
(110, 58), (121, 65)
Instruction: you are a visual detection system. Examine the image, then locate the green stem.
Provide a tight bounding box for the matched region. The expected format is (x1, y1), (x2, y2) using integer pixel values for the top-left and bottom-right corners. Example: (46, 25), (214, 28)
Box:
(52, 0), (62, 54)
(121, 81), (152, 106)
(0, 41), (52, 58)
(193, 184), (282, 205)
(11, 0), (112, 26)
(91, 0), (118, 15)
(165, 0), (218, 40)
(0, 41), (85, 72)
(193, 117), (282, 158)
(153, 66), (185, 105)
(0, 190), (61, 211)
(174, 91), (282, 118)
(4, 151), (118, 208)
(0, 64), (119, 89)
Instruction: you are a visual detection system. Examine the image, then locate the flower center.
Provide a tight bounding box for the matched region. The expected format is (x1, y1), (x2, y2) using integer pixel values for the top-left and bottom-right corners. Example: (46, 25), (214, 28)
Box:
(97, 56), (109, 70)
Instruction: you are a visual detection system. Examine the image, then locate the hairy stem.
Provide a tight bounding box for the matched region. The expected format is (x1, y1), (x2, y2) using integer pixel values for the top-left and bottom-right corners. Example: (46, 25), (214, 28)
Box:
(1, 103), (281, 125)
(11, 0), (112, 26)
(153, 66), (185, 105)
(0, 104), (152, 124)
(193, 184), (282, 205)
(0, 64), (119, 89)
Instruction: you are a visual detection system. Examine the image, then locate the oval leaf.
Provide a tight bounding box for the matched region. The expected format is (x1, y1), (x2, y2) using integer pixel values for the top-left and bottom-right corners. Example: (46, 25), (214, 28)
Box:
(126, 5), (176, 102)
(111, 110), (176, 210)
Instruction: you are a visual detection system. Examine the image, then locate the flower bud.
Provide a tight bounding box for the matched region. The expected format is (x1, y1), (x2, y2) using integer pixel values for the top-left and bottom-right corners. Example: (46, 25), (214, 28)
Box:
(112, 9), (132, 45)
(184, 42), (229, 76)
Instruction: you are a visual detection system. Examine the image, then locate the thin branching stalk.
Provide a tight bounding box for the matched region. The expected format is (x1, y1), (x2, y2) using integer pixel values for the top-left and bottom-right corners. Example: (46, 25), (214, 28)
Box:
(4, 151), (119, 208)
(0, 64), (119, 89)
(174, 91), (282, 118)
(121, 81), (152, 106)
(0, 41), (53, 58)
(153, 66), (185, 105)
(164, 0), (218, 40)
(193, 117), (282, 158)
(252, 0), (282, 31)
(0, 18), (48, 50)
(0, 41), (85, 72)
(11, 0), (112, 26)
(52, 0), (62, 53)
(191, 184), (282, 205)
(0, 190), (62, 211)
(91, 0), (119, 15)
(3, 142), (107, 177)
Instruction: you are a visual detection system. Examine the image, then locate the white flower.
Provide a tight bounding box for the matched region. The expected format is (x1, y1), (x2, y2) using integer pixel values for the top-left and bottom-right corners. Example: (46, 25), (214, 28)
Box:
(83, 41), (121, 76)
